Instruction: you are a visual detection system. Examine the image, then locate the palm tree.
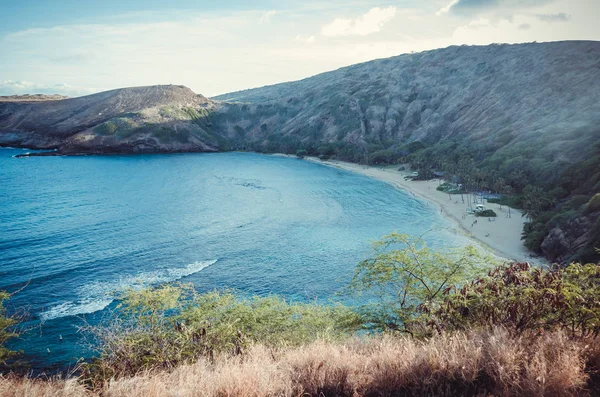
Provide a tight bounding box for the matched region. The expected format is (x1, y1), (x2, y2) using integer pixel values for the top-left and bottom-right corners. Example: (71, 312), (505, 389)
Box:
(503, 185), (514, 218)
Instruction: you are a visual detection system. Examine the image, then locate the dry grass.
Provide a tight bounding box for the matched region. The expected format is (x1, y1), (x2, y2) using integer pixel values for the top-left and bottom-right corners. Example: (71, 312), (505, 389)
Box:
(1, 329), (596, 397)
(0, 376), (90, 397)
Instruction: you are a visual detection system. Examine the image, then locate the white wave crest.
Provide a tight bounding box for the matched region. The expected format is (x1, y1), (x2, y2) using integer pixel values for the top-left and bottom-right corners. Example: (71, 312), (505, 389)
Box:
(40, 259), (217, 321)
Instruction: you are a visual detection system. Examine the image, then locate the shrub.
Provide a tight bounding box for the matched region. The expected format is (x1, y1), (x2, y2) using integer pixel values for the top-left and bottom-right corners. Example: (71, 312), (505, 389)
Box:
(429, 262), (600, 337)
(475, 209), (497, 217)
(347, 233), (492, 335)
(295, 149), (307, 158)
(437, 182), (466, 195)
(83, 286), (360, 384)
(0, 292), (17, 365)
(93, 121), (118, 135)
(586, 193), (600, 214)
(567, 195), (592, 211)
(151, 127), (190, 144)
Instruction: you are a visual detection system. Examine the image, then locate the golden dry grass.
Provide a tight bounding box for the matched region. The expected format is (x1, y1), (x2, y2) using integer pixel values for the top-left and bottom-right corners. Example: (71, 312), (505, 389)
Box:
(1, 329), (595, 397)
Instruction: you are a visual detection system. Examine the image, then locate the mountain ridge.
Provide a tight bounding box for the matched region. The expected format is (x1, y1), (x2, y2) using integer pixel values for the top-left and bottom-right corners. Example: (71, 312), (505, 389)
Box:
(210, 40), (600, 171)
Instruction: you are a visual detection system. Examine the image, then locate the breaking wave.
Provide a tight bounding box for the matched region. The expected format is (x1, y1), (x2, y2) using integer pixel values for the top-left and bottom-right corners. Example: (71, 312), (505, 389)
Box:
(40, 259), (217, 321)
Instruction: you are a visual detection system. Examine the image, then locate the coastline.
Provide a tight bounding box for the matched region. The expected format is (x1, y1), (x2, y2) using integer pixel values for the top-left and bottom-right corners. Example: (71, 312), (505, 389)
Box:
(296, 156), (544, 264)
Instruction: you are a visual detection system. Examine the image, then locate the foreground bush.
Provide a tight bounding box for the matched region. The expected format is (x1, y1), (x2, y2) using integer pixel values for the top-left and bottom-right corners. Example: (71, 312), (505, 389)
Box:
(347, 233), (492, 335)
(430, 262), (600, 337)
(0, 292), (17, 365)
(3, 329), (596, 396)
(82, 287), (361, 384)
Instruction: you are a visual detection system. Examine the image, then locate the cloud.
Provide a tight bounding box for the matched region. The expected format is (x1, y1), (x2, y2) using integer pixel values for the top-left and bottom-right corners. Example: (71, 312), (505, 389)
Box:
(321, 6), (397, 37)
(536, 12), (570, 22)
(296, 35), (316, 43)
(518, 23), (531, 29)
(0, 80), (96, 97)
(437, 0), (551, 15)
(259, 10), (277, 24)
(438, 0), (497, 15)
(437, 0), (460, 15)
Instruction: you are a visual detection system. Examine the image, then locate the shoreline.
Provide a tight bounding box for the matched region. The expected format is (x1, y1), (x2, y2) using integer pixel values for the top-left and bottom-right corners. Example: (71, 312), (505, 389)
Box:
(296, 156), (544, 264)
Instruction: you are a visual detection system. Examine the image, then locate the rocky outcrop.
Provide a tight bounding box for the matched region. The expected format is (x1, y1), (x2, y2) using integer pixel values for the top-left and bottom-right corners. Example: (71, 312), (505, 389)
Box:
(541, 228), (571, 263)
(541, 213), (600, 263)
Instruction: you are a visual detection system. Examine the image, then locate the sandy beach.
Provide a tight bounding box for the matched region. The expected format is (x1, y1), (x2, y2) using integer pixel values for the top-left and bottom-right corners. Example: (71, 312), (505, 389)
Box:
(300, 157), (544, 264)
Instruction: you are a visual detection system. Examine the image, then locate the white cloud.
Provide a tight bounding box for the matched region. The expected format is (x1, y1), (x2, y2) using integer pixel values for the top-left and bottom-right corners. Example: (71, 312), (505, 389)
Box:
(259, 10), (277, 24)
(437, 0), (460, 16)
(436, 0), (561, 18)
(321, 6), (397, 37)
(536, 13), (570, 22)
(296, 34), (316, 43)
(0, 80), (96, 97)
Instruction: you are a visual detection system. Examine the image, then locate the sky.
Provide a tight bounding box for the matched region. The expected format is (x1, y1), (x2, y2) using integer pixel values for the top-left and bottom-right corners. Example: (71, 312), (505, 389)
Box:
(0, 0), (598, 97)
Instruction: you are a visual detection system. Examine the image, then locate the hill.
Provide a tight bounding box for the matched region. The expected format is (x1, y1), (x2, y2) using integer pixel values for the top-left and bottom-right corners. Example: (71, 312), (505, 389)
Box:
(0, 85), (223, 153)
(213, 41), (600, 170)
(3, 42), (599, 162)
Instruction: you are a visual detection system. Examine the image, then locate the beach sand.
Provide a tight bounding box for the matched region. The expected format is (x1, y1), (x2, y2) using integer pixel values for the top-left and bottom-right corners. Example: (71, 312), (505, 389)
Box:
(300, 157), (545, 264)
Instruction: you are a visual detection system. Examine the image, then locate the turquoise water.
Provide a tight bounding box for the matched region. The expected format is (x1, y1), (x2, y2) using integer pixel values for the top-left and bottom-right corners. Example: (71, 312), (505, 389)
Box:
(0, 148), (470, 371)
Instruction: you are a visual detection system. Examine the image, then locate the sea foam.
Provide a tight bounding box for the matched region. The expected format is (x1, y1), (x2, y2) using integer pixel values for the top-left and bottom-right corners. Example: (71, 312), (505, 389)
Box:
(40, 259), (217, 321)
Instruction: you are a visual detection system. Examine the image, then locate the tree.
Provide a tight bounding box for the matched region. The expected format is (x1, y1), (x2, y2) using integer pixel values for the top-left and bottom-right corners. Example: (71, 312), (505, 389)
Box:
(522, 184), (554, 220)
(504, 184), (514, 218)
(295, 149), (308, 158)
(84, 286), (360, 383)
(0, 292), (17, 365)
(431, 262), (600, 338)
(347, 233), (492, 335)
(493, 178), (507, 209)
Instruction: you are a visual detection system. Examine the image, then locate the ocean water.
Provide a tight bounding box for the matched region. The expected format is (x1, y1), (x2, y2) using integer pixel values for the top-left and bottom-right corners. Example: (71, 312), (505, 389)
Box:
(0, 148), (471, 371)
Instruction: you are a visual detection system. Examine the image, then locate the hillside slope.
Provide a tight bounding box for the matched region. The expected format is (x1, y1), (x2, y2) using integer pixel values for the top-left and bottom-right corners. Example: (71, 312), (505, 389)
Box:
(0, 85), (223, 153)
(213, 41), (600, 174)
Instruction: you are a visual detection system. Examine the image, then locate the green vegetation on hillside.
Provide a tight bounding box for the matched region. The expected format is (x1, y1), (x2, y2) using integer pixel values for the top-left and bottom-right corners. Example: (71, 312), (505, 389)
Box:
(402, 142), (600, 263)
